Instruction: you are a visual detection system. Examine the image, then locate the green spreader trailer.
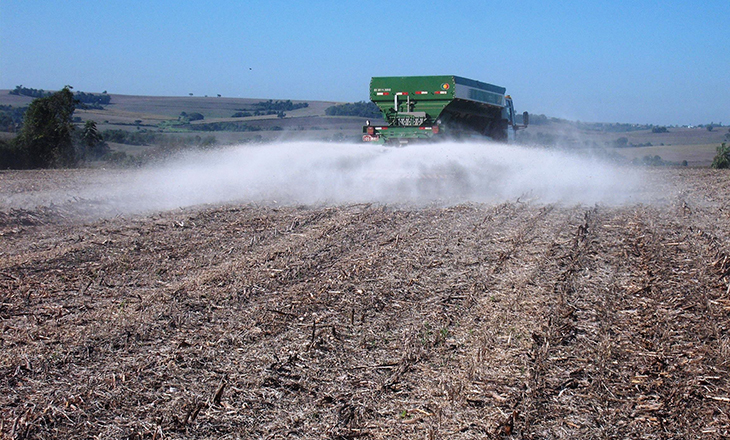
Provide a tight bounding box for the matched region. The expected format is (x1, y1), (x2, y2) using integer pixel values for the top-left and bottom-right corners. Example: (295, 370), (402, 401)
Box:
(362, 75), (528, 145)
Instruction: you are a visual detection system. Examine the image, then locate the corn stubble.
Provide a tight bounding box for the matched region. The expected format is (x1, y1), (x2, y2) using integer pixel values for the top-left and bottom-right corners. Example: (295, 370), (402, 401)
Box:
(1, 168), (729, 439)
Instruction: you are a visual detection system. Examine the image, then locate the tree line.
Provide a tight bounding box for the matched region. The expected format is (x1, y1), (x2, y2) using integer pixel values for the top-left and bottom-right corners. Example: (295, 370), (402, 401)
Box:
(250, 99), (308, 112)
(231, 100), (308, 118)
(325, 101), (381, 118)
(232, 110), (286, 118)
(8, 86), (51, 99)
(9, 86), (111, 106)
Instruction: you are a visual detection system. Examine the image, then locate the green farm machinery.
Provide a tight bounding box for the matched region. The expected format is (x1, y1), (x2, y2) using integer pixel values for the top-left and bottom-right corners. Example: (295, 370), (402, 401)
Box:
(362, 75), (528, 145)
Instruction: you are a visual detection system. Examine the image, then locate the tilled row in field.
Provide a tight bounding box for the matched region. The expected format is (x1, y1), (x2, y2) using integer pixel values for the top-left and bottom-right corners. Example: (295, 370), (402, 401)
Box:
(519, 203), (730, 438)
(1, 169), (729, 439)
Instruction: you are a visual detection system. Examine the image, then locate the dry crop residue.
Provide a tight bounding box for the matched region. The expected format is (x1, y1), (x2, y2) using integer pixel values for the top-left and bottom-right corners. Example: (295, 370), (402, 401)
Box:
(1, 168), (729, 439)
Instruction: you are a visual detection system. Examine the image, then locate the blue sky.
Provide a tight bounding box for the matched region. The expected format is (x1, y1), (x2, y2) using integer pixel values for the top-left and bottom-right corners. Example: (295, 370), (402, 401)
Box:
(1, 0), (728, 125)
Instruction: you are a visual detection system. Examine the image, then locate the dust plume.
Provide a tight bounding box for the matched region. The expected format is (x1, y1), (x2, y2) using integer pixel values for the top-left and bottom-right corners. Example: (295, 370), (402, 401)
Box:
(2, 141), (650, 214)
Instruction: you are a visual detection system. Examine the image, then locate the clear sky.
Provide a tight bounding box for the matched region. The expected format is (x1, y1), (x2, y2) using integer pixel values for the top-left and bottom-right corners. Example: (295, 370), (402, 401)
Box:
(1, 0), (728, 125)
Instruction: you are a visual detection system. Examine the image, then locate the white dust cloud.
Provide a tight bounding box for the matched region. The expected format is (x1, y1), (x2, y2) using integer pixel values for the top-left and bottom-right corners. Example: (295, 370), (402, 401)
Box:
(4, 141), (650, 214)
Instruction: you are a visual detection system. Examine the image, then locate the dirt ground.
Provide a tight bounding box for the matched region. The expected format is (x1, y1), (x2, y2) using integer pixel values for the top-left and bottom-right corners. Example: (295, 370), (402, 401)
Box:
(1, 168), (730, 439)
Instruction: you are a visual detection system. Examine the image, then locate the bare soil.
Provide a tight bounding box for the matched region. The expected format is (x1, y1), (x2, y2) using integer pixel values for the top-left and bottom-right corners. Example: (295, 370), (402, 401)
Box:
(1, 168), (730, 439)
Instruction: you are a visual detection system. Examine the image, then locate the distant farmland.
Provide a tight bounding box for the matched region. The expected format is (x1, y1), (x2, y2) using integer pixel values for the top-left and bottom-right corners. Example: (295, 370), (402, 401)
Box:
(1, 90), (728, 165)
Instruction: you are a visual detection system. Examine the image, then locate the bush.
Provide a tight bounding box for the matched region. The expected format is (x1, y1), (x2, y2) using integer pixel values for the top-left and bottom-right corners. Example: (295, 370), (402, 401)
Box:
(78, 120), (109, 160)
(179, 112), (204, 122)
(711, 143), (730, 169)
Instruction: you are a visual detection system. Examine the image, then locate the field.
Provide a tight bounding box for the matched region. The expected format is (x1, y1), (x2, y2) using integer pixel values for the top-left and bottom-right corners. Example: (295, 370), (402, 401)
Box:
(0, 91), (338, 122)
(1, 163), (730, 439)
(518, 124), (729, 167)
(0, 91), (366, 145)
(4, 90), (728, 164)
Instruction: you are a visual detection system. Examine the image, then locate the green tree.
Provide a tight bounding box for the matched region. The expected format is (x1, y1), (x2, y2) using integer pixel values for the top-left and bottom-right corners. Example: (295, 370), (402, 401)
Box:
(711, 143), (730, 169)
(14, 86), (77, 168)
(79, 120), (109, 160)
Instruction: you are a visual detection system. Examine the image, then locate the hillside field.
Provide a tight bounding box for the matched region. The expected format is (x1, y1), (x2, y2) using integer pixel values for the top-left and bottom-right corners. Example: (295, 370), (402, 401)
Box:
(2, 90), (728, 165)
(0, 91), (366, 144)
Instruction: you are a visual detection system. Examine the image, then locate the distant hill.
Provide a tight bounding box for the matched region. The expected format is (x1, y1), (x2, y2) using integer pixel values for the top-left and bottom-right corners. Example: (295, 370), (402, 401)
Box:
(1, 90), (728, 166)
(0, 90), (374, 143)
